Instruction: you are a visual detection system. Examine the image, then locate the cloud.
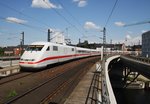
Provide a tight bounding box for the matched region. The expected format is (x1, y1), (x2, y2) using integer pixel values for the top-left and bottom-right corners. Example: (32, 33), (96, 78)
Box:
(125, 34), (141, 45)
(125, 31), (132, 41)
(5, 17), (27, 24)
(141, 30), (148, 33)
(78, 1), (87, 7)
(84, 21), (101, 30)
(113, 31), (141, 46)
(126, 34), (132, 40)
(127, 36), (141, 45)
(73, 0), (87, 7)
(114, 36), (141, 46)
(31, 0), (62, 9)
(114, 21), (125, 27)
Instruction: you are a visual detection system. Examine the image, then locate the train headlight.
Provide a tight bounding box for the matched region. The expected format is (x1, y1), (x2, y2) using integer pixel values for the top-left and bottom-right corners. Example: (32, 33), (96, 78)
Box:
(21, 59), (35, 61)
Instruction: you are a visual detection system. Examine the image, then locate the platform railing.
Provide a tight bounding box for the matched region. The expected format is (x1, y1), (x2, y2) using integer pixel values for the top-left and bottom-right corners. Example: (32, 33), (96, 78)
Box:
(0, 56), (20, 61)
(0, 57), (20, 68)
(85, 63), (102, 104)
(85, 54), (119, 104)
(122, 55), (150, 64)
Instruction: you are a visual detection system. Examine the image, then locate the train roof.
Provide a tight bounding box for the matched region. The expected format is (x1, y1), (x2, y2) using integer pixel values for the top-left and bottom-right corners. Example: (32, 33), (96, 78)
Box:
(30, 41), (74, 48)
(31, 41), (55, 45)
(30, 41), (99, 51)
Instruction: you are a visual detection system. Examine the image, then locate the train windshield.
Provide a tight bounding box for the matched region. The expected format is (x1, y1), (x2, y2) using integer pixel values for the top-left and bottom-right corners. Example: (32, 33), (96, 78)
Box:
(26, 45), (44, 51)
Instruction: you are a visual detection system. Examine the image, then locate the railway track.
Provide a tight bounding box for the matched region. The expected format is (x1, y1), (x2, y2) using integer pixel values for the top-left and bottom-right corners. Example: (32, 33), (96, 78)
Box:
(4, 72), (65, 104)
(0, 56), (100, 104)
(0, 72), (33, 85)
(41, 59), (93, 104)
(0, 62), (67, 86)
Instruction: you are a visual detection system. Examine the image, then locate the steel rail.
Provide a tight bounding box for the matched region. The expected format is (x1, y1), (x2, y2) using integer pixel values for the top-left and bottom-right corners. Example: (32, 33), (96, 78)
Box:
(4, 72), (64, 104)
(40, 61), (90, 104)
(0, 72), (32, 85)
(3, 57), (100, 104)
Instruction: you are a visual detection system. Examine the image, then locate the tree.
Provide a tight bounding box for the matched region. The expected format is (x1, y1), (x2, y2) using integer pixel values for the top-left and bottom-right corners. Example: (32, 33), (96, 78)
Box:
(83, 40), (89, 48)
(0, 47), (4, 56)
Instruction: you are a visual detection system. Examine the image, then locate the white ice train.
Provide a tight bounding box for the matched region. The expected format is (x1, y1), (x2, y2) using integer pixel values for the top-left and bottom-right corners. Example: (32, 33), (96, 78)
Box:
(19, 41), (100, 70)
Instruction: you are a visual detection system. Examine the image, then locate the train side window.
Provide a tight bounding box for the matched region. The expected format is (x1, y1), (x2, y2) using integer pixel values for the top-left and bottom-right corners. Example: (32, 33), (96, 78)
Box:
(72, 48), (74, 51)
(2, 71), (6, 75)
(53, 46), (58, 51)
(46, 46), (50, 51)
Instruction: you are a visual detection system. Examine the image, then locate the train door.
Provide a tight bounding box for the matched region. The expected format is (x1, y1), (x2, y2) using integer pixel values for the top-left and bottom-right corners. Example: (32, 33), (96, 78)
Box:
(58, 46), (64, 62)
(50, 45), (59, 64)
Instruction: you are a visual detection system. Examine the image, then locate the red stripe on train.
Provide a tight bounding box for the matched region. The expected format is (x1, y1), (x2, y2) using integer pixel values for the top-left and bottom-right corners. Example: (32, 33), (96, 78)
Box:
(19, 53), (92, 64)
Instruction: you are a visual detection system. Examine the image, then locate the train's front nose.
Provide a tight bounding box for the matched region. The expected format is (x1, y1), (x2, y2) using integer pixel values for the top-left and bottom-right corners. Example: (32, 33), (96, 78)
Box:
(19, 51), (40, 68)
(19, 44), (45, 69)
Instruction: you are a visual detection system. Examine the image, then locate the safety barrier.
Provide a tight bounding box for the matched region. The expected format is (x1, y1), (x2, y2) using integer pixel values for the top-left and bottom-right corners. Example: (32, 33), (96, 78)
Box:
(124, 55), (150, 64)
(100, 55), (119, 104)
(85, 55), (119, 104)
(85, 62), (102, 104)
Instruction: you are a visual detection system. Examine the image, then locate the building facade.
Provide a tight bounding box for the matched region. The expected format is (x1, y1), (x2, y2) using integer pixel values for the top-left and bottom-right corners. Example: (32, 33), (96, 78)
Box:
(142, 31), (150, 57)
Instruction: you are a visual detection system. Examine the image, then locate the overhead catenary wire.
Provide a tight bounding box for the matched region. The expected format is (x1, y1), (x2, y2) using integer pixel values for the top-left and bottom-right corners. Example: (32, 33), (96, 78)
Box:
(0, 30), (19, 36)
(0, 17), (20, 36)
(105, 0), (119, 27)
(0, 30), (20, 40)
(55, 0), (88, 37)
(0, 0), (86, 39)
(0, 1), (71, 42)
(0, 16), (47, 33)
(124, 20), (150, 27)
(56, 0), (83, 28)
(0, 1), (52, 30)
(43, 0), (85, 37)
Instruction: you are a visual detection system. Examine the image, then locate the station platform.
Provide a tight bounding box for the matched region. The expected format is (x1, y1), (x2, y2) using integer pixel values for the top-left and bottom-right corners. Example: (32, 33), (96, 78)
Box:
(64, 62), (101, 104)
(0, 65), (20, 77)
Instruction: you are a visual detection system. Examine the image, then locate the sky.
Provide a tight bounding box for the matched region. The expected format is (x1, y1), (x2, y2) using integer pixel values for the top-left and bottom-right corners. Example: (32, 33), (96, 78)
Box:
(0, 0), (150, 47)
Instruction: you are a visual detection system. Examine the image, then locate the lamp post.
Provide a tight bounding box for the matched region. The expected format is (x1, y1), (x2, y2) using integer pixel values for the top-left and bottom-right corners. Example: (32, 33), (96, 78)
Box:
(20, 32), (24, 56)
(100, 27), (106, 60)
(103, 27), (106, 55)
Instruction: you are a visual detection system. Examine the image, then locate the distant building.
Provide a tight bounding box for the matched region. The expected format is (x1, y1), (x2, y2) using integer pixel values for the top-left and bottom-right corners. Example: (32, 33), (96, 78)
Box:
(3, 45), (27, 56)
(113, 43), (126, 51)
(51, 32), (65, 44)
(4, 46), (15, 56)
(77, 40), (126, 51)
(130, 45), (142, 56)
(142, 31), (150, 57)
